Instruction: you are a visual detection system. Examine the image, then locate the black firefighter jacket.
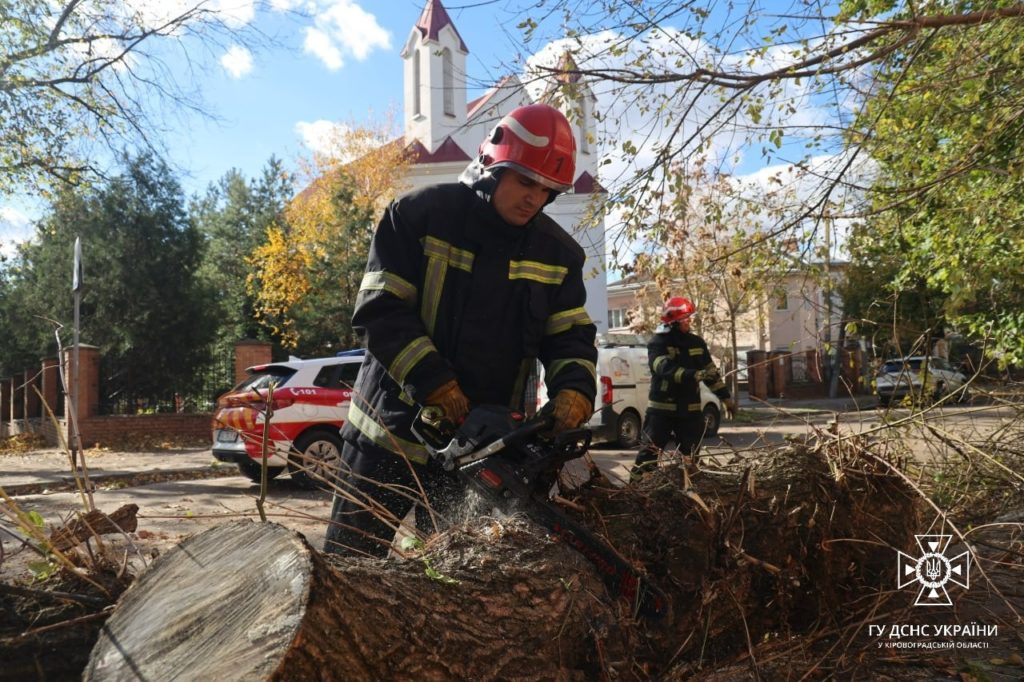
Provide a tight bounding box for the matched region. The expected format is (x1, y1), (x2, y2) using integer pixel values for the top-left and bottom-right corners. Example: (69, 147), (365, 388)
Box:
(646, 325), (731, 418)
(341, 182), (598, 464)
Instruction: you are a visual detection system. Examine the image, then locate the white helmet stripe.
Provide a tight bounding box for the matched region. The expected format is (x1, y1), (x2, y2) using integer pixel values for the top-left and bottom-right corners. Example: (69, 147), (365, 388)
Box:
(503, 115), (549, 148)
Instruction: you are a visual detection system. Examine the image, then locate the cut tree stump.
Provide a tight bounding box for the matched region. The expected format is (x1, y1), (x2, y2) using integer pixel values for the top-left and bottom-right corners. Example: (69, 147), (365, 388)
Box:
(49, 503), (139, 551)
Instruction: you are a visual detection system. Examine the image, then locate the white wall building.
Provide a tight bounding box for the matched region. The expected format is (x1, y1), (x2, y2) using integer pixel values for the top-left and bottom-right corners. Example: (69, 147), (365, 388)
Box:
(398, 0), (608, 332)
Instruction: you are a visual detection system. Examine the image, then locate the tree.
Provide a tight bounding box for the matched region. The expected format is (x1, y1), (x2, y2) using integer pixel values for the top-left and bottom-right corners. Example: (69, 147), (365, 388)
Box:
(192, 158), (293, 352)
(628, 159), (803, 397)
(248, 123), (411, 356)
(844, 10), (1024, 364)
(0, 0), (257, 196)
(1, 153), (214, 403)
(499, 0), (1024, 361)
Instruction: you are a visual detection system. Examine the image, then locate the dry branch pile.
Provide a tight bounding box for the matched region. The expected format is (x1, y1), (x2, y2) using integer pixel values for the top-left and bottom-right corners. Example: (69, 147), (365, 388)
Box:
(85, 435), (922, 680)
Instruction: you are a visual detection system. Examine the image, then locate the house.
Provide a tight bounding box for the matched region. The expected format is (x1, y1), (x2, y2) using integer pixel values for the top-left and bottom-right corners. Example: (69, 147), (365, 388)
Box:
(397, 0), (608, 332)
(606, 263), (851, 390)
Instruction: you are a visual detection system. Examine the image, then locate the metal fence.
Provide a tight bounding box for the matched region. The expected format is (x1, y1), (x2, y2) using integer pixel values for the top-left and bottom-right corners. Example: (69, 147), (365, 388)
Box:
(97, 350), (234, 416)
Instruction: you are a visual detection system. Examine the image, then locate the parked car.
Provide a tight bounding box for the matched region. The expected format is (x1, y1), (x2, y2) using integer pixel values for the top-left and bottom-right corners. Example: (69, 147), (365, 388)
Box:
(211, 350), (364, 487)
(537, 335), (723, 448)
(874, 355), (968, 406)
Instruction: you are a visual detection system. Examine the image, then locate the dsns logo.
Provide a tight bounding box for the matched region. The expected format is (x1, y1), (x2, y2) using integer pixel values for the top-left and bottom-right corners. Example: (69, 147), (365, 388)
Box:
(897, 535), (970, 606)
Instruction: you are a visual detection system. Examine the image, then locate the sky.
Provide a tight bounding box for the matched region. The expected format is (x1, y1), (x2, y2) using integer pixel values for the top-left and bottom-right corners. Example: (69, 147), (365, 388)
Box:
(0, 0), (536, 254)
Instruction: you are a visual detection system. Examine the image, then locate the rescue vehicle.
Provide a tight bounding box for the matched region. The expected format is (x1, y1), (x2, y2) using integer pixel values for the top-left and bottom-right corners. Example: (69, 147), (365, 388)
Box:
(211, 350), (364, 487)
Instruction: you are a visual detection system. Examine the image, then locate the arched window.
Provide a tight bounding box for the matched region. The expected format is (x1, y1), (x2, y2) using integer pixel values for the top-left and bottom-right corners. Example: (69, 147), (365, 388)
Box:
(413, 50), (422, 116)
(442, 48), (454, 117)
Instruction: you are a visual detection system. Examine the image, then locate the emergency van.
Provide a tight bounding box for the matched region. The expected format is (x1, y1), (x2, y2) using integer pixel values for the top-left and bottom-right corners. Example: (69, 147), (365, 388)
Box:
(538, 334), (724, 448)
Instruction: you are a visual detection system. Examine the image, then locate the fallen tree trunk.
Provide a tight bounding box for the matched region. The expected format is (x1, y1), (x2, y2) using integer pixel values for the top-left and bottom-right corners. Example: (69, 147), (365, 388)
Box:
(87, 439), (922, 680)
(86, 518), (622, 681)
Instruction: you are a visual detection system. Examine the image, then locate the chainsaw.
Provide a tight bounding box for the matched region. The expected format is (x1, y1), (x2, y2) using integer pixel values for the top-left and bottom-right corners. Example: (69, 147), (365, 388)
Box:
(411, 404), (667, 620)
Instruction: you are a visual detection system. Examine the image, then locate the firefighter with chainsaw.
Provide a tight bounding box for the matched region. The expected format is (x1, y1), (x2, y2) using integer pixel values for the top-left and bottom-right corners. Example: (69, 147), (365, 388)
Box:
(324, 103), (597, 557)
(630, 297), (737, 481)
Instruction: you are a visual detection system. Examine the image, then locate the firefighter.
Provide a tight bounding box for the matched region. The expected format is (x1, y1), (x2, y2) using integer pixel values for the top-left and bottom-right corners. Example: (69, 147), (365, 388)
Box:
(630, 296), (737, 481)
(324, 103), (597, 557)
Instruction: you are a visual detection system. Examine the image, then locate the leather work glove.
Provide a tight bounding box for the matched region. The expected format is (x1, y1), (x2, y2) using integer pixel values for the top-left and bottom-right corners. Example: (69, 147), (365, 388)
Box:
(722, 398), (738, 419)
(547, 389), (593, 434)
(424, 379), (470, 424)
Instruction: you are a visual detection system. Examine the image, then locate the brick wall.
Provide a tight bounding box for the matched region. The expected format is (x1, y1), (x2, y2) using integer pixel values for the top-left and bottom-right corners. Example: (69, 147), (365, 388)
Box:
(77, 414), (213, 446)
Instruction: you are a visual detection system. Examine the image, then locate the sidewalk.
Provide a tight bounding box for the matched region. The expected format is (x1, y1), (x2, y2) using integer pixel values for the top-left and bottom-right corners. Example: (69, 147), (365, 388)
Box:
(737, 394), (873, 416)
(0, 447), (227, 495)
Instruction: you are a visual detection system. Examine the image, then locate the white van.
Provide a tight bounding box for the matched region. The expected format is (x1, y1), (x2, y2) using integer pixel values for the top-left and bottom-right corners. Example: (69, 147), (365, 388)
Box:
(537, 334), (724, 448)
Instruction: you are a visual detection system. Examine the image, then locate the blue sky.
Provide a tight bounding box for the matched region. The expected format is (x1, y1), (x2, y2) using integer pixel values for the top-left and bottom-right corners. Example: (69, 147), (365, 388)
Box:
(1, 1), (531, 253)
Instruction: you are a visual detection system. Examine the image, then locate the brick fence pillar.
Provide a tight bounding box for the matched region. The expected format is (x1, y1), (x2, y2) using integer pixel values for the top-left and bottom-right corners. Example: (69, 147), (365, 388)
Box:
(64, 345), (101, 420)
(746, 350), (768, 400)
(41, 357), (60, 419)
(234, 340), (273, 385)
(11, 375), (24, 420)
(23, 368), (40, 420)
(768, 351), (790, 398)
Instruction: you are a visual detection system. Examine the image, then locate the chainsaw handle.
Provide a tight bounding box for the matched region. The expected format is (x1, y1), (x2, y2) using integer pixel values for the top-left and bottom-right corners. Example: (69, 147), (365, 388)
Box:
(506, 413), (554, 443)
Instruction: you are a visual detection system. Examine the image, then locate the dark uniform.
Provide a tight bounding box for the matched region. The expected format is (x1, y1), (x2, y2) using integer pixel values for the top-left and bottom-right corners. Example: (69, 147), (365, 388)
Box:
(632, 324), (731, 475)
(325, 182), (597, 556)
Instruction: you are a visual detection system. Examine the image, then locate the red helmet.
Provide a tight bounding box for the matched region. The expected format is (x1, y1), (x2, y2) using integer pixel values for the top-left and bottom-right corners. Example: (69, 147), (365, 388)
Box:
(661, 296), (695, 324)
(478, 103), (576, 192)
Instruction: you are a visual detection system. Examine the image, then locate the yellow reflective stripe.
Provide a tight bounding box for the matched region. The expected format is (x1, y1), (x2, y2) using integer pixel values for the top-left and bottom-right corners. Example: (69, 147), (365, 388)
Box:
(547, 358), (597, 383)
(359, 271), (417, 302)
(649, 400), (676, 411)
(688, 402), (701, 412)
(653, 356), (670, 373)
(673, 368), (685, 383)
(348, 402), (429, 464)
(423, 236), (474, 272)
(509, 260), (568, 285)
(689, 348), (703, 356)
(420, 257), (446, 336)
(390, 336), (436, 384)
(544, 307), (592, 335)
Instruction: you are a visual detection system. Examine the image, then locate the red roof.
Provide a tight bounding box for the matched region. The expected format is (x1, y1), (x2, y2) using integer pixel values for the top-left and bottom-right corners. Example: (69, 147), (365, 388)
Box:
(573, 172), (605, 195)
(405, 136), (471, 164)
(414, 0), (468, 53)
(466, 75), (516, 119)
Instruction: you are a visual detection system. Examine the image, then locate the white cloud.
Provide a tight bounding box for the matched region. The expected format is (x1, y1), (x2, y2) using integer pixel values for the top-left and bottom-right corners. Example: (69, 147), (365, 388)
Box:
(117, 0), (255, 30)
(0, 206), (32, 259)
(302, 1), (390, 70)
(269, 0), (303, 10)
(295, 119), (351, 156)
(304, 27), (344, 70)
(213, 0), (256, 28)
(220, 44), (253, 78)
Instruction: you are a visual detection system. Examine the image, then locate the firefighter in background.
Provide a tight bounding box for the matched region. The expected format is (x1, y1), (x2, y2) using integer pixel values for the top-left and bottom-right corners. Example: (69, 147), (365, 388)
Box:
(630, 297), (737, 481)
(324, 103), (597, 557)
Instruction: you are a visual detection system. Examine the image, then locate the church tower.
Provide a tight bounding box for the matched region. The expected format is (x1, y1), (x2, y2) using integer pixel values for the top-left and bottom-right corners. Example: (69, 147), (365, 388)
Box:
(401, 0), (469, 153)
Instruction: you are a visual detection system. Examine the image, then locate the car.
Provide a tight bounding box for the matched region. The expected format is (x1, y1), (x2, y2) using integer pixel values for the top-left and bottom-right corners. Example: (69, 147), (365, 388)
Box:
(874, 355), (968, 407)
(537, 334), (724, 448)
(211, 350), (364, 487)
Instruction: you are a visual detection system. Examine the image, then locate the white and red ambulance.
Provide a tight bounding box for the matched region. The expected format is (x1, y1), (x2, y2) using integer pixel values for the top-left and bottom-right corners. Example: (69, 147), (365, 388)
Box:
(211, 350), (364, 488)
